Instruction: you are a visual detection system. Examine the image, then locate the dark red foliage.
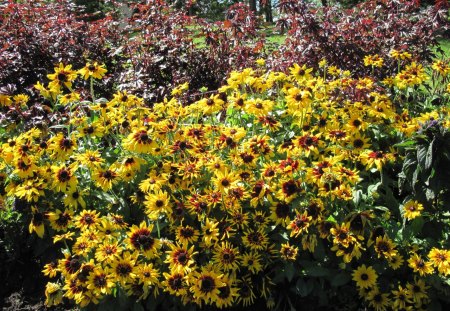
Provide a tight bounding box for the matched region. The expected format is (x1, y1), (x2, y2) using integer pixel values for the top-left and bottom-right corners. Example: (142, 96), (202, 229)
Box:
(0, 0), (124, 98)
(271, 0), (449, 77)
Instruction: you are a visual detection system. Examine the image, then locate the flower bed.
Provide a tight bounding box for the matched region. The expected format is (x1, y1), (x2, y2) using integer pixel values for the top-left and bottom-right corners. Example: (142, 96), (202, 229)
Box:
(1, 54), (450, 310)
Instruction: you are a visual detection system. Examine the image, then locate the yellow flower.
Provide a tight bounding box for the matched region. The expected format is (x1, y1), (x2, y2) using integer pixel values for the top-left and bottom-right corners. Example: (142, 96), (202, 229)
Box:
(111, 252), (137, 286)
(165, 243), (197, 273)
(0, 93), (12, 106)
(289, 63), (313, 81)
(403, 200), (424, 220)
(287, 211), (312, 237)
(256, 58), (265, 66)
(352, 264), (378, 289)
(428, 248), (450, 275)
(374, 235), (397, 259)
(280, 242), (298, 261)
(189, 267), (225, 304)
(45, 282), (63, 307)
(213, 242), (240, 271)
(364, 54), (383, 68)
(47, 209), (73, 232)
(86, 266), (115, 296)
(58, 92), (80, 105)
(47, 63), (78, 92)
(408, 253), (434, 276)
(128, 222), (160, 258)
(29, 206), (45, 238)
(78, 62), (107, 80)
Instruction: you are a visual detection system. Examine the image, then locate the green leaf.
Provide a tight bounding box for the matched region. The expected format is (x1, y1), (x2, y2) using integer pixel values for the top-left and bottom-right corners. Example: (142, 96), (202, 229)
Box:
(296, 278), (314, 297)
(304, 266), (331, 277)
(330, 272), (351, 287)
(133, 303), (145, 311)
(410, 217), (424, 235)
(394, 140), (416, 148)
(425, 138), (434, 170)
(285, 262), (295, 282)
(428, 300), (442, 311)
(417, 146), (427, 168)
(425, 188), (435, 201)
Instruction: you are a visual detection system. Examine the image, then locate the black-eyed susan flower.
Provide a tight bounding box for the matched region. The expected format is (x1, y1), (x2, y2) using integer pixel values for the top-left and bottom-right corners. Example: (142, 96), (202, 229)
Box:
(47, 133), (77, 161)
(15, 178), (45, 202)
(280, 242), (298, 261)
(92, 166), (120, 191)
(428, 248), (450, 275)
(52, 164), (78, 193)
(202, 218), (220, 247)
(59, 253), (82, 277)
(388, 253), (405, 270)
(29, 206), (46, 238)
(123, 128), (157, 153)
(59, 92), (80, 105)
(367, 288), (390, 311)
(144, 190), (171, 219)
(243, 228), (268, 251)
(47, 209), (73, 232)
(162, 271), (188, 296)
(241, 252), (263, 274)
(95, 241), (121, 264)
(44, 282), (63, 307)
(408, 253), (433, 276)
(47, 63), (78, 92)
(111, 252), (137, 286)
(136, 262), (159, 288)
(374, 235), (397, 259)
(352, 264), (378, 289)
(212, 169), (239, 194)
(289, 63), (313, 82)
(165, 243), (196, 273)
(215, 274), (237, 309)
(42, 261), (59, 278)
(213, 242), (240, 272)
(391, 285), (412, 310)
(406, 278), (428, 304)
(287, 211), (312, 238)
(403, 200), (424, 221)
(86, 266), (115, 297)
(360, 149), (394, 171)
(74, 210), (100, 230)
(128, 222), (160, 258)
(269, 200), (291, 227)
(78, 62), (107, 80)
(13, 156), (38, 178)
(72, 237), (92, 258)
(236, 276), (256, 307)
(63, 189), (86, 209)
(330, 222), (355, 248)
(176, 225), (200, 246)
(189, 267), (225, 304)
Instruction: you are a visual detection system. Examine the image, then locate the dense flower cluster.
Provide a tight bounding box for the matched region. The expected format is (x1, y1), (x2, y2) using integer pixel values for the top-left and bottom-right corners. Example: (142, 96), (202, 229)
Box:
(1, 56), (449, 309)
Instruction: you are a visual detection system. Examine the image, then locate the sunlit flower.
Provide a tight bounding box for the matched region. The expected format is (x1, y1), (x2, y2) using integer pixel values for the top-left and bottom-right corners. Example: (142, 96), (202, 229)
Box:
(78, 62), (107, 80)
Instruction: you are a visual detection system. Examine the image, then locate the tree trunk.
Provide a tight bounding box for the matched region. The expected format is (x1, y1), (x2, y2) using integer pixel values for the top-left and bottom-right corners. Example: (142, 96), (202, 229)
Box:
(321, 0), (328, 7)
(249, 0), (257, 12)
(264, 0), (273, 23)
